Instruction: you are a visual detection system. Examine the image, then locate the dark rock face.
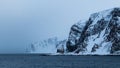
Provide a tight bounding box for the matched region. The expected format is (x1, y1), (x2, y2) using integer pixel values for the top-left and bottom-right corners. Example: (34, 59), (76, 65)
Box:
(91, 44), (99, 52)
(56, 40), (67, 54)
(66, 8), (120, 54)
(66, 21), (86, 52)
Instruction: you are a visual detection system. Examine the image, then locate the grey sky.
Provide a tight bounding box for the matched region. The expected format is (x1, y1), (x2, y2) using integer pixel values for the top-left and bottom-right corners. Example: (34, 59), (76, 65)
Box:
(0, 0), (120, 53)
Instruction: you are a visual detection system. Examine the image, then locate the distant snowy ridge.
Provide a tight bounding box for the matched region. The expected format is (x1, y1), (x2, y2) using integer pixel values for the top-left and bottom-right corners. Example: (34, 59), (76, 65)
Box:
(28, 37), (67, 54)
(28, 7), (120, 55)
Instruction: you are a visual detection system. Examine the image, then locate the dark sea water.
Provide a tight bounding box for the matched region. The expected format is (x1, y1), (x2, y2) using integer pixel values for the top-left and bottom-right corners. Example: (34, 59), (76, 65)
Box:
(0, 54), (120, 68)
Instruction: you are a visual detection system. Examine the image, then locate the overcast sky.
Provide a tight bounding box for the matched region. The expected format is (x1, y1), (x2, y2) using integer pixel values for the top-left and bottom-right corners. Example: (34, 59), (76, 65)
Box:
(0, 0), (120, 53)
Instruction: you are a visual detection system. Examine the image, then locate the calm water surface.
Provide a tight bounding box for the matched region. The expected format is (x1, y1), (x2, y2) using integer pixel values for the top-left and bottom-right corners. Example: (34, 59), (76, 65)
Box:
(0, 54), (120, 68)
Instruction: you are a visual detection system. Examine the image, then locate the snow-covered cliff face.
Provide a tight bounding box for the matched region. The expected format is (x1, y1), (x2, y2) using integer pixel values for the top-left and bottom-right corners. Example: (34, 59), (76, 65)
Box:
(66, 8), (120, 54)
(28, 37), (67, 54)
(28, 7), (120, 55)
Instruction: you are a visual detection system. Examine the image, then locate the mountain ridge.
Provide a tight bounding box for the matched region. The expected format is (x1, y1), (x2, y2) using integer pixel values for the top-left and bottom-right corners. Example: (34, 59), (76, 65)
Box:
(67, 7), (120, 54)
(28, 7), (120, 55)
